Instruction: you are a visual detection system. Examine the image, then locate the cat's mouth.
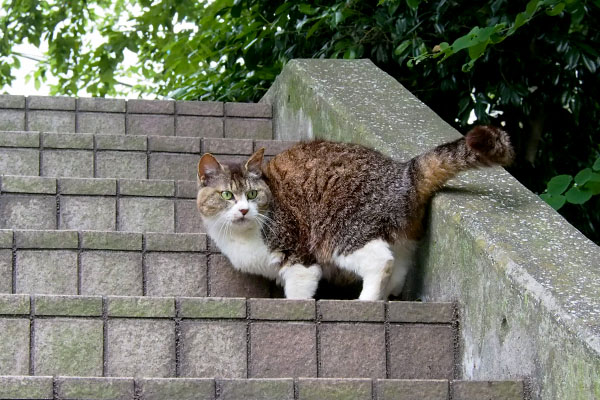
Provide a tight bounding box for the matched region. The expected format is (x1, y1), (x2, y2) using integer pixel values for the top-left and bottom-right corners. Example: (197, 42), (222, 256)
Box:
(232, 217), (251, 225)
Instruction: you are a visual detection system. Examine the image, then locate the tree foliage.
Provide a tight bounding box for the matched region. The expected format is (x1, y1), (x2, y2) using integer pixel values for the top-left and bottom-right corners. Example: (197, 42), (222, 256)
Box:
(1, 0), (599, 243)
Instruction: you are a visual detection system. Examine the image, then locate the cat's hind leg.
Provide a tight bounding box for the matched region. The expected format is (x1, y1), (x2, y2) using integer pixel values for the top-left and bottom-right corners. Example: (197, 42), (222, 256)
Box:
(279, 263), (322, 299)
(333, 239), (394, 301)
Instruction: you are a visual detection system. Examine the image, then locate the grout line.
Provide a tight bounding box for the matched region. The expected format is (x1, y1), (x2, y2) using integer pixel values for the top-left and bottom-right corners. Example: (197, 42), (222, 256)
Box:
(52, 376), (58, 400)
(206, 254), (212, 297)
(371, 378), (376, 400)
(93, 134), (97, 178)
(74, 99), (80, 133)
(76, 231), (82, 295)
(141, 234), (147, 296)
(245, 301), (251, 379)
(293, 378), (298, 400)
(145, 137), (150, 180)
(102, 296), (108, 377)
(11, 230), (17, 294)
(315, 302), (321, 378)
(115, 181), (120, 231)
(29, 295), (35, 375)
(384, 302), (390, 380)
(174, 298), (182, 377)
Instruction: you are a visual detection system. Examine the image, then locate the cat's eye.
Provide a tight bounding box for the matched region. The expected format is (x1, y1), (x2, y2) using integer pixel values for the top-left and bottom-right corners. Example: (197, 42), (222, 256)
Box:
(246, 190), (258, 200)
(220, 191), (233, 200)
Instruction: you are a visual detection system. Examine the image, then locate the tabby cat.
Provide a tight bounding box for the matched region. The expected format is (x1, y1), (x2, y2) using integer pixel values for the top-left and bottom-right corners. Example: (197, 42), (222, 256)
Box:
(196, 125), (514, 300)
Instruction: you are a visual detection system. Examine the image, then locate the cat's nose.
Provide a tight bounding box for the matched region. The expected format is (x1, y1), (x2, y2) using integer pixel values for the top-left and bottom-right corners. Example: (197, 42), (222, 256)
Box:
(240, 208), (249, 216)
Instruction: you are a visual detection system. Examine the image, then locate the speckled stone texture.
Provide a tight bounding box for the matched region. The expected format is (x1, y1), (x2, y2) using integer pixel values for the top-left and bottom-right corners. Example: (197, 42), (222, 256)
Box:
(208, 254), (271, 298)
(80, 251), (143, 296)
(249, 322), (317, 378)
(296, 378), (372, 400)
(180, 321), (247, 378)
(263, 59), (599, 399)
(217, 378), (294, 400)
(145, 252), (207, 297)
(15, 250), (77, 294)
(376, 379), (449, 400)
(138, 378), (215, 400)
(0, 318), (30, 375)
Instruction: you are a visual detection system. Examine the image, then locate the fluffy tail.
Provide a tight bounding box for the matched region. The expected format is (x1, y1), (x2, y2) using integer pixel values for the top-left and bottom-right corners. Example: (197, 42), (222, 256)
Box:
(411, 125), (514, 203)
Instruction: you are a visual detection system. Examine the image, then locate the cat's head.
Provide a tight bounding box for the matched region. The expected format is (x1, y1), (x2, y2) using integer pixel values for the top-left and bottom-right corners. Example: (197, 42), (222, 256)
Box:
(196, 148), (272, 232)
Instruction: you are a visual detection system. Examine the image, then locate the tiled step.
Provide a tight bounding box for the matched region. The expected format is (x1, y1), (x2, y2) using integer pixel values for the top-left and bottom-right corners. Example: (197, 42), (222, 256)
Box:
(0, 229), (279, 298)
(0, 131), (294, 180)
(0, 175), (204, 232)
(0, 95), (272, 139)
(0, 295), (456, 380)
(0, 376), (525, 400)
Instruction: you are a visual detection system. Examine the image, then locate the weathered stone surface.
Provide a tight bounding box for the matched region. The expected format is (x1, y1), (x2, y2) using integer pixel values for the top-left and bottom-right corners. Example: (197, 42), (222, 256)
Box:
(119, 179), (175, 197)
(59, 177), (117, 195)
(452, 380), (524, 400)
(77, 112), (126, 135)
(59, 196), (116, 231)
(145, 232), (206, 252)
(0, 130), (39, 147)
(203, 138), (253, 155)
(148, 135), (200, 153)
(0, 229), (12, 248)
(14, 230), (78, 249)
(127, 114), (174, 136)
(0, 250), (11, 293)
(78, 97), (126, 113)
(42, 132), (94, 149)
(0, 195), (56, 230)
(107, 296), (175, 318)
(224, 118), (272, 140)
(33, 318), (103, 376)
(319, 323), (385, 378)
(95, 134), (146, 150)
(218, 379), (294, 400)
(297, 378), (372, 400)
(148, 153), (199, 181)
(180, 321), (247, 378)
(139, 377), (215, 400)
(42, 149), (94, 178)
(175, 200), (205, 233)
(263, 59), (600, 399)
(0, 94), (25, 108)
(0, 318), (30, 375)
(388, 302), (454, 323)
(146, 253), (207, 297)
(208, 254), (271, 298)
(96, 151), (147, 179)
(81, 231), (142, 250)
(176, 101), (223, 116)
(56, 377), (134, 400)
(249, 322), (317, 378)
(106, 318), (176, 377)
(28, 110), (75, 132)
(128, 99), (174, 114)
(376, 379), (449, 400)
(1, 175), (56, 194)
(388, 324), (454, 379)
(225, 102), (272, 118)
(249, 298), (315, 320)
(0, 294), (30, 314)
(118, 197), (174, 232)
(0, 110), (25, 131)
(179, 297), (246, 319)
(318, 300), (384, 322)
(27, 95), (76, 110)
(15, 250), (77, 294)
(176, 116), (223, 137)
(0, 376), (53, 400)
(34, 295), (103, 316)
(80, 251), (142, 296)
(176, 181), (197, 199)
(0, 148), (39, 176)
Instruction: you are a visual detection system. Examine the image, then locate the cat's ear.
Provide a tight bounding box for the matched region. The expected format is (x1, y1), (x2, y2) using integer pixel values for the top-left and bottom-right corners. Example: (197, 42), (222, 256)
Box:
(245, 148), (265, 178)
(198, 153), (224, 186)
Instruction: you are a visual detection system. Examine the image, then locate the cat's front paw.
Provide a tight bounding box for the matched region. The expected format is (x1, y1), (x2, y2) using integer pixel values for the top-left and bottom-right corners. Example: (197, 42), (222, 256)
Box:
(269, 251), (284, 267)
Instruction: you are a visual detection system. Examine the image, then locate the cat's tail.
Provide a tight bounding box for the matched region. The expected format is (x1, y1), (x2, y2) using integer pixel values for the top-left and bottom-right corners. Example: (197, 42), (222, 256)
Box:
(411, 125), (514, 203)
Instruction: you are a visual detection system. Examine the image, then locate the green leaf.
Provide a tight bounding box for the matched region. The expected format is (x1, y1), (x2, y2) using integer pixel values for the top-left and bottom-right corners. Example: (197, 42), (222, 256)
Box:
(298, 4), (318, 15)
(540, 193), (567, 210)
(584, 181), (600, 195)
(575, 168), (593, 185)
(546, 2), (565, 16)
(468, 40), (488, 60)
(406, 0), (421, 9)
(546, 174), (572, 195)
(593, 158), (600, 171)
(394, 40), (411, 55)
(565, 187), (593, 204)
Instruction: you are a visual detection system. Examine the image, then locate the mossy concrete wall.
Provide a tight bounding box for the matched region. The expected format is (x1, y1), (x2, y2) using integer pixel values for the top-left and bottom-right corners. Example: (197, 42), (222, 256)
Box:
(261, 59), (600, 400)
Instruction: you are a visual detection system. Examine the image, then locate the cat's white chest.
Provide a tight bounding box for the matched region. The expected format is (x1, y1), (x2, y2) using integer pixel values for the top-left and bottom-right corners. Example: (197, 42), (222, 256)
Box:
(207, 225), (281, 280)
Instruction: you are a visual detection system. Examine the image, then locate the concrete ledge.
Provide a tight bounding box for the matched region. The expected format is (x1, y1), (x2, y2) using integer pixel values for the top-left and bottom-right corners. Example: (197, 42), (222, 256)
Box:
(262, 59), (600, 399)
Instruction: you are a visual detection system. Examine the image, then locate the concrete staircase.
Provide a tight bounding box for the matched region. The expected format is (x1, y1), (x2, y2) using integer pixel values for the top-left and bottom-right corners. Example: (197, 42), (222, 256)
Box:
(0, 95), (524, 399)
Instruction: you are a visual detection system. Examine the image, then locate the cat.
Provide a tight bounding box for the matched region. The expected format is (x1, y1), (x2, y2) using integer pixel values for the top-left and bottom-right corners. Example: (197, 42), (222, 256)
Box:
(196, 125), (514, 300)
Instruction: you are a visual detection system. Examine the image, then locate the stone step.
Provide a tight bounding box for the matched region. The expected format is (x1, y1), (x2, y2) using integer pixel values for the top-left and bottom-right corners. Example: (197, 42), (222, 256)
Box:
(0, 295), (456, 381)
(0, 228), (285, 298)
(0, 130), (294, 180)
(0, 376), (525, 400)
(0, 175), (205, 233)
(0, 95), (273, 139)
